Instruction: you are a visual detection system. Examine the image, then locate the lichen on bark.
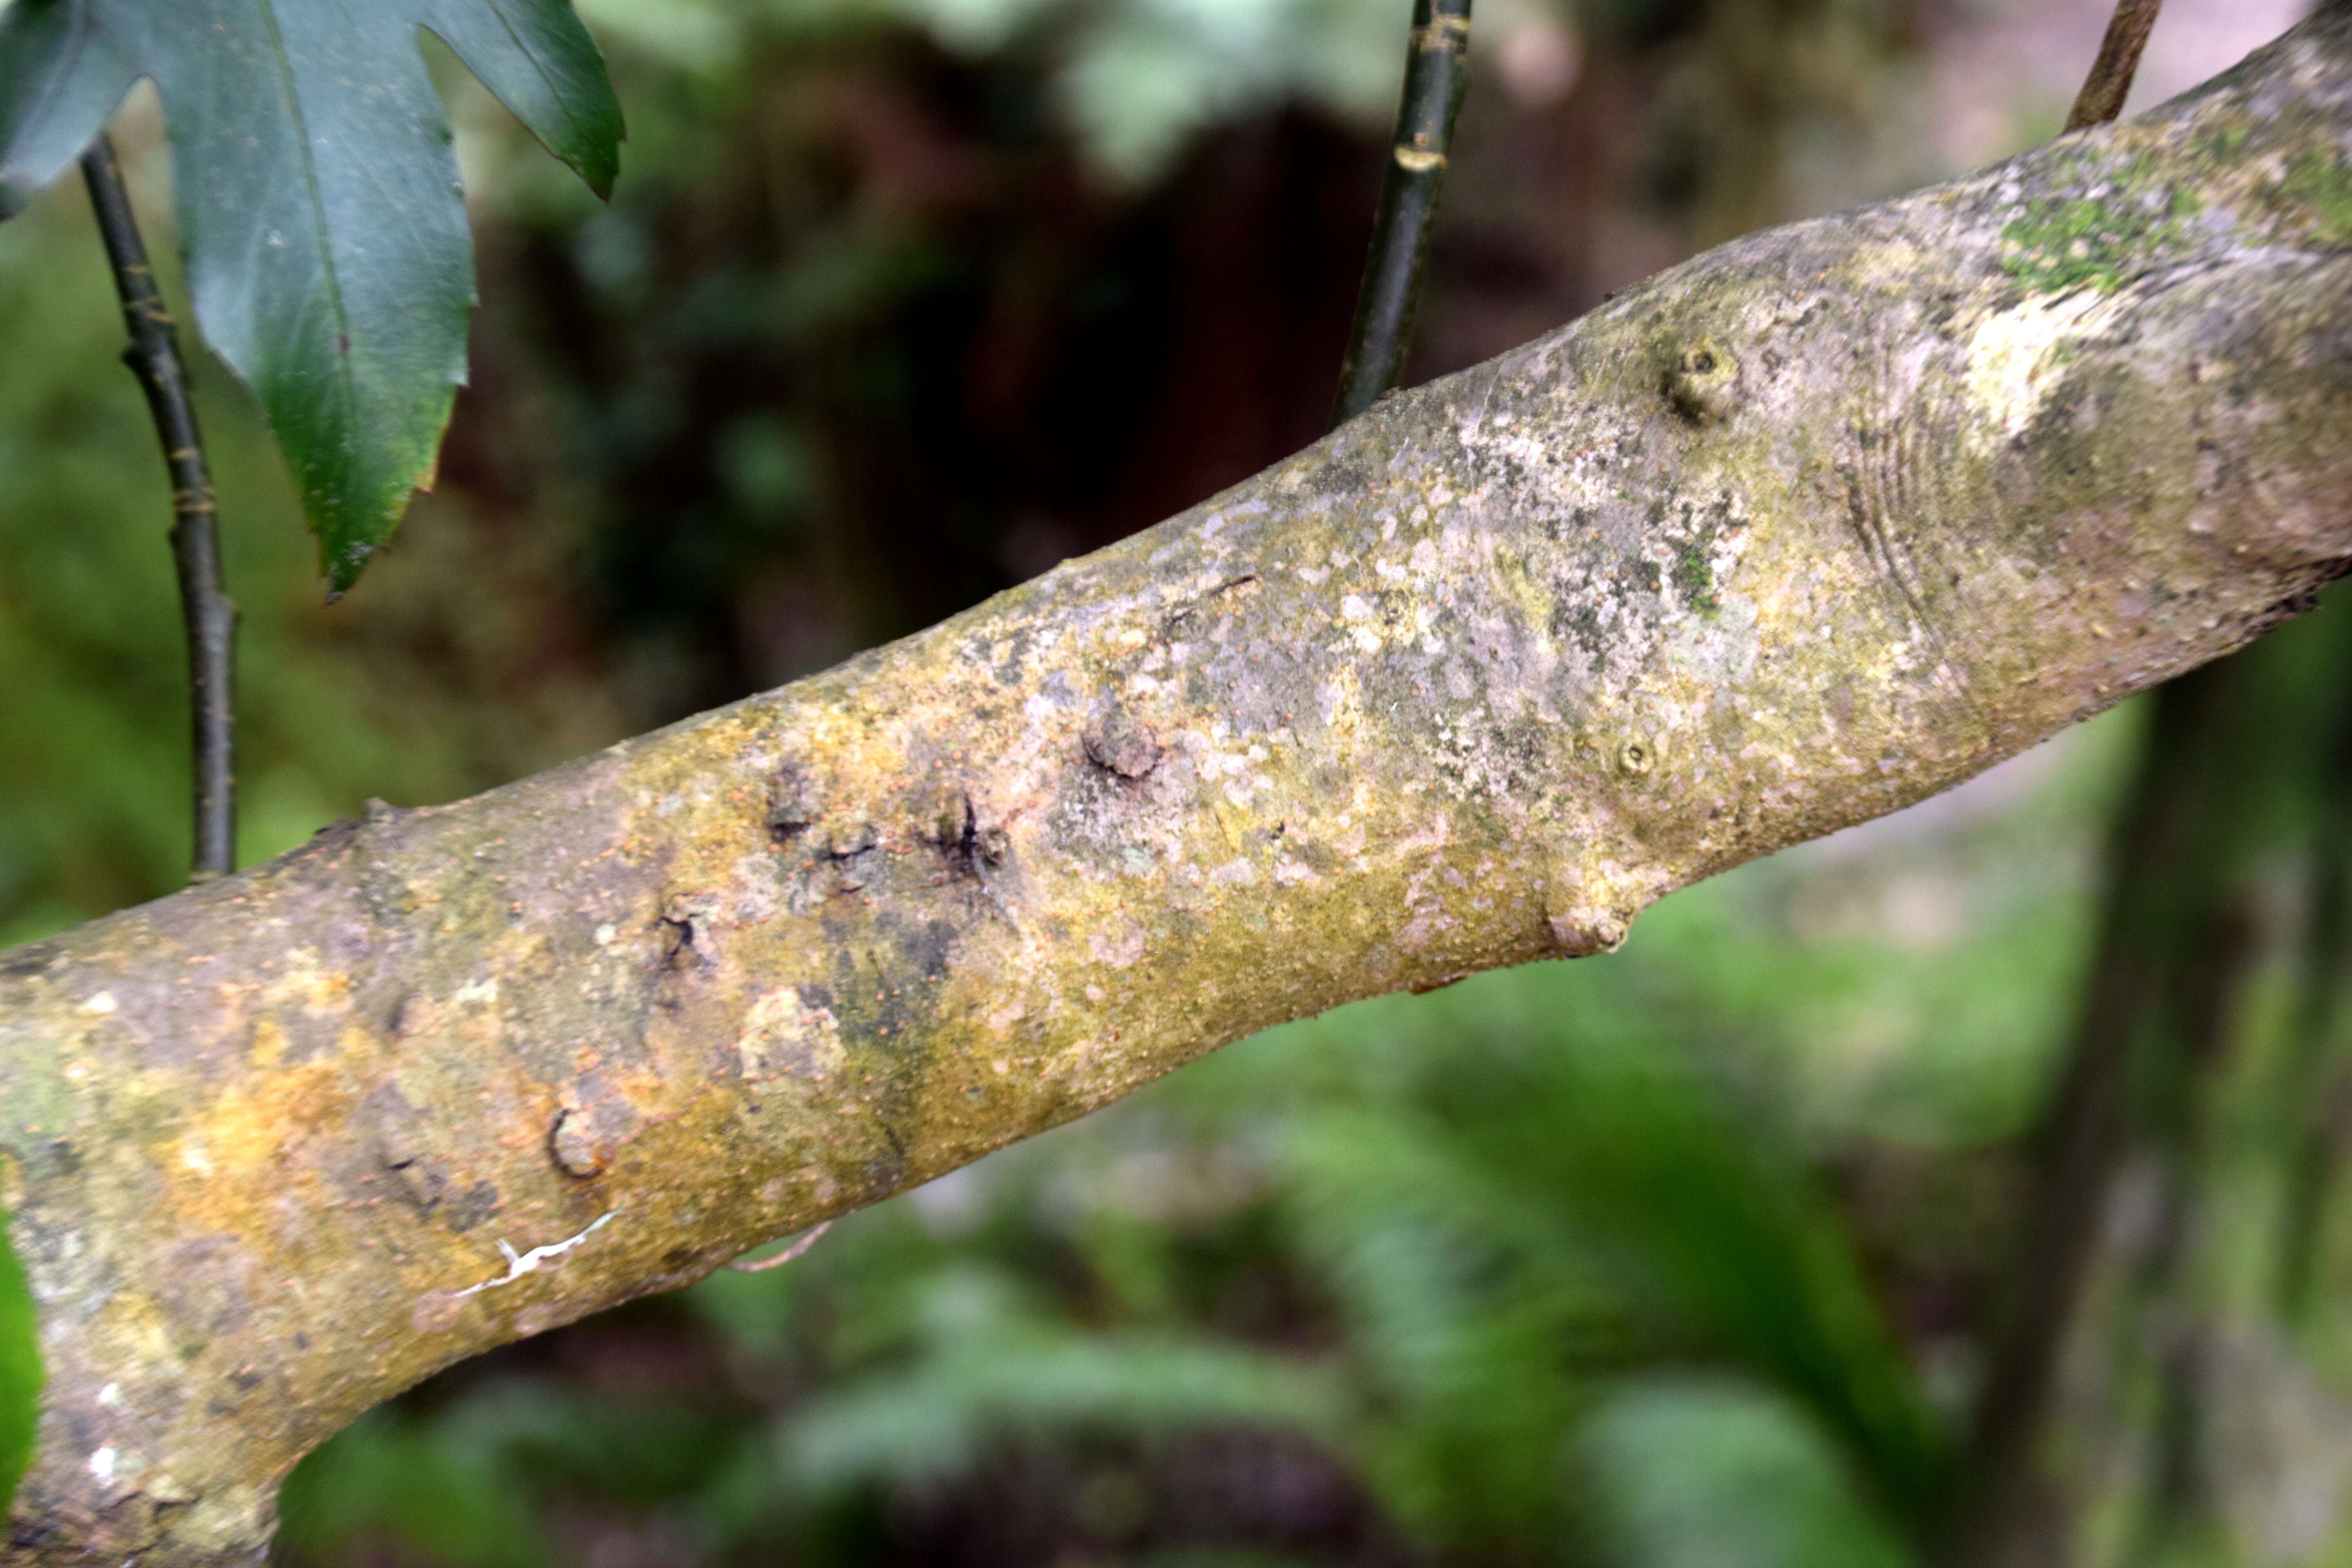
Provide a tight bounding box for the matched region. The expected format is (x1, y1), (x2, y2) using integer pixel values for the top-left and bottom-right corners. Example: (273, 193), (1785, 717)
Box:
(10, 10), (2352, 1561)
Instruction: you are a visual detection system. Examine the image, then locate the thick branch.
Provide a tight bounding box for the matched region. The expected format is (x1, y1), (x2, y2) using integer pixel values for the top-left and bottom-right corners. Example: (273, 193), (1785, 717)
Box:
(10, 12), (2352, 1562)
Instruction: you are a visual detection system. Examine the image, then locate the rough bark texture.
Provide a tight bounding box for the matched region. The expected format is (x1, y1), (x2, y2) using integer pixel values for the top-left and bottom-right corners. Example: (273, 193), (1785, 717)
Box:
(11, 13), (2352, 1562)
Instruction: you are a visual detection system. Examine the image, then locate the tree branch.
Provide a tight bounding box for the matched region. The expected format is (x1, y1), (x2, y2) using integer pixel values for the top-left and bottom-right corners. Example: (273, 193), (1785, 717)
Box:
(11, 12), (2352, 1561)
(77, 132), (237, 884)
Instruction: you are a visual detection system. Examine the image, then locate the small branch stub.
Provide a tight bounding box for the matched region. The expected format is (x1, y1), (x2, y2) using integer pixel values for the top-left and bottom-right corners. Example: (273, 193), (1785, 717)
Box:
(1664, 341), (1739, 423)
(726, 1220), (833, 1274)
(1083, 706), (1163, 779)
(767, 763), (820, 842)
(1543, 874), (1635, 957)
(1548, 909), (1631, 955)
(550, 1094), (642, 1179)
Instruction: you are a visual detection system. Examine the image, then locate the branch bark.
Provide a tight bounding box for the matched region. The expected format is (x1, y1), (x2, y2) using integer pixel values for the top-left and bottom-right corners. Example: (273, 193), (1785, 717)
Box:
(11, 11), (2352, 1561)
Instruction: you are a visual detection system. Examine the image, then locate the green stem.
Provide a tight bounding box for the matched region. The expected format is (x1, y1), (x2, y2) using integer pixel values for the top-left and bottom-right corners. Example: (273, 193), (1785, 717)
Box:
(78, 132), (237, 882)
(1330, 0), (1472, 428)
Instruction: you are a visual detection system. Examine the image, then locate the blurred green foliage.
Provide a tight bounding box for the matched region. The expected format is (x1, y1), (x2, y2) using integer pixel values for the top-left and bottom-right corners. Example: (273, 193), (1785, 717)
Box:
(11, 0), (2352, 1564)
(576, 0), (1408, 184)
(0, 1210), (36, 1515)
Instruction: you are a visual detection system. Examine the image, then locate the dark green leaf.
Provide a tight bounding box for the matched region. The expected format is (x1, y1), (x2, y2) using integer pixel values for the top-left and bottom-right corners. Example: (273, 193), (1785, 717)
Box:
(419, 0), (620, 199)
(0, 1213), (42, 1514)
(0, 0), (623, 592)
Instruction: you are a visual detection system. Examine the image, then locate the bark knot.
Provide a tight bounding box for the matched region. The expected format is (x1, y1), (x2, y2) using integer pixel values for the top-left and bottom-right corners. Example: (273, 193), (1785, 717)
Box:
(1664, 339), (1739, 423)
(1546, 907), (1632, 956)
(551, 1081), (645, 1178)
(1083, 708), (1162, 780)
(912, 782), (1005, 881)
(766, 762), (820, 843)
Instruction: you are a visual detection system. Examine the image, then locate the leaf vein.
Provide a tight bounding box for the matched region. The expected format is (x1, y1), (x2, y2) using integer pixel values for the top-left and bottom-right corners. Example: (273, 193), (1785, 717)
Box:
(480, 0), (584, 147)
(247, 0), (359, 476)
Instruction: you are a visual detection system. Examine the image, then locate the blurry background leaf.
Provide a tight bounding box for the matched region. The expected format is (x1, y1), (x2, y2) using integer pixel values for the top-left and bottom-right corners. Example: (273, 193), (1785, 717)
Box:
(274, 1408), (555, 1568)
(0, 0), (621, 591)
(0, 1219), (39, 1517)
(1579, 1373), (1911, 1568)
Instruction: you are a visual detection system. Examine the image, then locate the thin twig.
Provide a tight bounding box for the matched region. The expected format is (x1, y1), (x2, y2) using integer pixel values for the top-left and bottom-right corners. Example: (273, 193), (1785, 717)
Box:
(2066, 0), (2163, 132)
(79, 133), (237, 882)
(1330, 0), (1473, 428)
(726, 1218), (831, 1273)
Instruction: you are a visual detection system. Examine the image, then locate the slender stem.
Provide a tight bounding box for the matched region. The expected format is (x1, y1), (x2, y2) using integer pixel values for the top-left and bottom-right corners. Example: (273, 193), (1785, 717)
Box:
(78, 133), (237, 883)
(2066, 0), (2163, 132)
(1330, 0), (1472, 428)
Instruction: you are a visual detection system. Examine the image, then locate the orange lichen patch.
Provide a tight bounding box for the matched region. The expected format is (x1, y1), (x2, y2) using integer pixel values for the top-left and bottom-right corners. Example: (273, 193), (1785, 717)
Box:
(550, 1063), (668, 1177)
(163, 1050), (361, 1252)
(245, 956), (358, 1064)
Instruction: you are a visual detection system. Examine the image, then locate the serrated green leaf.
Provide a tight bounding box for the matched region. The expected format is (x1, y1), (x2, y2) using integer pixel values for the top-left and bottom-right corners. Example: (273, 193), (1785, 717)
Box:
(0, 1213), (43, 1514)
(420, 0), (621, 198)
(0, 0), (623, 592)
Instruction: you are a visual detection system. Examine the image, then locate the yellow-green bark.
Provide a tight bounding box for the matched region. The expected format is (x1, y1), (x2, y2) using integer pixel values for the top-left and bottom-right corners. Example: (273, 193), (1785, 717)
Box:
(10, 11), (2352, 1562)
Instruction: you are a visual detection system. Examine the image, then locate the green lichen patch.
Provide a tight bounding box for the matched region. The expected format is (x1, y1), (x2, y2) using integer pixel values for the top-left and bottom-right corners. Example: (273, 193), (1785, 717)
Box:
(2000, 160), (2202, 295)
(2279, 154), (2352, 247)
(2195, 125), (2251, 164)
(1672, 543), (1719, 615)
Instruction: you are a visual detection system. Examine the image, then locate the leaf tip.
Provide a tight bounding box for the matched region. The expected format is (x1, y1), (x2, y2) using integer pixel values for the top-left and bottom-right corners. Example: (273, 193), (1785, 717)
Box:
(577, 137), (621, 203)
(324, 543), (377, 601)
